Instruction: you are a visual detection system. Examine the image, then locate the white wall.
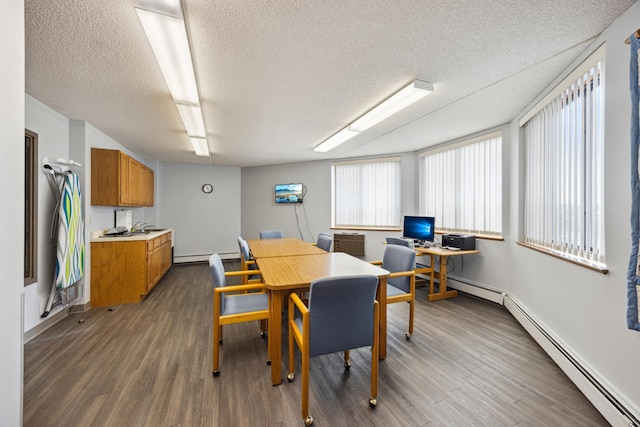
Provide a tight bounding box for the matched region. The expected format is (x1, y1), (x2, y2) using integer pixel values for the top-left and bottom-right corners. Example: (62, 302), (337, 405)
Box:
(241, 160), (332, 243)
(0, 1), (24, 424)
(157, 162), (241, 258)
(506, 2), (640, 419)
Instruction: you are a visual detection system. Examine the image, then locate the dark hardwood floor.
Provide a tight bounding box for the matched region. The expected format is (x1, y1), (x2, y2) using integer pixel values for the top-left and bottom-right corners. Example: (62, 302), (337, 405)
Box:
(24, 261), (609, 426)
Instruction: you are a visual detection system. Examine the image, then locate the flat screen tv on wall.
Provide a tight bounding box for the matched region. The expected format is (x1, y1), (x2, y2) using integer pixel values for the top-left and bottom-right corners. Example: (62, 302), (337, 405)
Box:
(275, 183), (303, 203)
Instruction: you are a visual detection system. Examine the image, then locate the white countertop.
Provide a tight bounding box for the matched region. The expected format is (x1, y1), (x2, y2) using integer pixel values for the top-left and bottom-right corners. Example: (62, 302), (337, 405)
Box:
(90, 228), (173, 243)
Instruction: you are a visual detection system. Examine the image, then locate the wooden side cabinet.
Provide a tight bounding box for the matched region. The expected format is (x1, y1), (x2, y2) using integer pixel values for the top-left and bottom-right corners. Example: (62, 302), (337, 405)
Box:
(91, 148), (154, 207)
(91, 232), (172, 307)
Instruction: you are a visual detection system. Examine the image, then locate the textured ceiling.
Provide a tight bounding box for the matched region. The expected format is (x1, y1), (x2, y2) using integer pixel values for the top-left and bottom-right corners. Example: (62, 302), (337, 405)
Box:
(25, 0), (635, 167)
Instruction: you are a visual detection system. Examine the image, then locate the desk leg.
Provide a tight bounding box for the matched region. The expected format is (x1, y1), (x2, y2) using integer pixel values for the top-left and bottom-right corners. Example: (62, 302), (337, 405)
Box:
(427, 255), (458, 302)
(269, 289), (283, 385)
(377, 278), (387, 360)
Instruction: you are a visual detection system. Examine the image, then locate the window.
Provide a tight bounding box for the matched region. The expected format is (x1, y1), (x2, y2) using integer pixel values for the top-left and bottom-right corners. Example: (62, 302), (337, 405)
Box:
(520, 46), (605, 267)
(332, 157), (401, 229)
(419, 132), (502, 236)
(25, 129), (38, 285)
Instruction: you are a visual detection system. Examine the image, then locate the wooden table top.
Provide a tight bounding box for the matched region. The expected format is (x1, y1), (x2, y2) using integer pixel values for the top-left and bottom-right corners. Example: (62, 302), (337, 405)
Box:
(415, 246), (480, 257)
(257, 252), (390, 291)
(247, 237), (327, 258)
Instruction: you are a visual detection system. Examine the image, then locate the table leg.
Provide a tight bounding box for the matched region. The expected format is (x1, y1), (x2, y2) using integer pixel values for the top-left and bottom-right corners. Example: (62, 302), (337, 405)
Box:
(377, 278), (387, 359)
(427, 255), (458, 301)
(269, 289), (283, 385)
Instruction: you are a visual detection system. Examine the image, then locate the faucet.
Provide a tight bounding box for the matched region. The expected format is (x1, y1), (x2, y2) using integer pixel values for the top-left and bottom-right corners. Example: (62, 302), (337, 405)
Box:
(132, 222), (147, 232)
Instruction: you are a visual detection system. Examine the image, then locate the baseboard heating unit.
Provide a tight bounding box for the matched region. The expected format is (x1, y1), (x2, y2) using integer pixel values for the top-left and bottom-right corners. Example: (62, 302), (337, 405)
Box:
(174, 252), (237, 264)
(503, 294), (639, 427)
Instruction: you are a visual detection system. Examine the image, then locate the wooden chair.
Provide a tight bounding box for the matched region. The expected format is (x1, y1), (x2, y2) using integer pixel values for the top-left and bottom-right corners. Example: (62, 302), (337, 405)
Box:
(236, 236), (261, 284)
(371, 244), (417, 339)
(259, 229), (283, 239)
(287, 274), (380, 427)
(209, 254), (269, 377)
(315, 234), (332, 252)
(386, 236), (435, 292)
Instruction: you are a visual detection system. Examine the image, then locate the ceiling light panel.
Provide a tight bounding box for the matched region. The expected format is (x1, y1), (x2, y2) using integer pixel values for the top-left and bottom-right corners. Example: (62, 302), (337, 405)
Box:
(315, 79), (433, 153)
(176, 103), (206, 137)
(135, 8), (199, 105)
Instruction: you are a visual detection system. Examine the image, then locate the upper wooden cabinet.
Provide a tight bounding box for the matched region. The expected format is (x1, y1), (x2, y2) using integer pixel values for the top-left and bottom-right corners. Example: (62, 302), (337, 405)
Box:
(91, 148), (154, 207)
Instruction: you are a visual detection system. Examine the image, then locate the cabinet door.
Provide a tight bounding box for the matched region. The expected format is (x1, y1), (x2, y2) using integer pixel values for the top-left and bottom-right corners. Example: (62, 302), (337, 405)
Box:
(161, 239), (171, 274)
(128, 157), (141, 206)
(140, 166), (154, 207)
(119, 152), (131, 205)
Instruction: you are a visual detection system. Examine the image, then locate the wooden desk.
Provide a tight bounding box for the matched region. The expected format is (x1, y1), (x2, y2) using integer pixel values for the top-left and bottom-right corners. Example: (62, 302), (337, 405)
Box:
(415, 246), (480, 301)
(257, 252), (390, 385)
(247, 238), (326, 258)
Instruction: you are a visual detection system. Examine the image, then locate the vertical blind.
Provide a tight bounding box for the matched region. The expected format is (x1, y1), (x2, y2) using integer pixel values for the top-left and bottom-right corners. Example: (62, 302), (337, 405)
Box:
(523, 59), (605, 266)
(332, 158), (401, 228)
(420, 133), (502, 235)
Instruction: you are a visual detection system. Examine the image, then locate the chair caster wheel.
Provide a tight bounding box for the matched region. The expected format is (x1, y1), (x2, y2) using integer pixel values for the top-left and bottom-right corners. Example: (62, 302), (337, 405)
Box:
(344, 361), (351, 370)
(405, 332), (411, 340)
(260, 332), (267, 338)
(266, 359), (271, 365)
(287, 373), (294, 382)
(368, 397), (377, 408)
(218, 339), (223, 345)
(304, 415), (313, 426)
(212, 370), (220, 377)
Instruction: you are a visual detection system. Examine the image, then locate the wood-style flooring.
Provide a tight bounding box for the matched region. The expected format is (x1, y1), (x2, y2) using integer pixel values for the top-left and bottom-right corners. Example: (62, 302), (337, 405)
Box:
(24, 261), (609, 426)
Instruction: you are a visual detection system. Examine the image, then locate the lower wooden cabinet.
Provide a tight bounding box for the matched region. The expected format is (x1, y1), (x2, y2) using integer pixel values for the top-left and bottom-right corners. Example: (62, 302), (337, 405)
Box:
(91, 232), (172, 307)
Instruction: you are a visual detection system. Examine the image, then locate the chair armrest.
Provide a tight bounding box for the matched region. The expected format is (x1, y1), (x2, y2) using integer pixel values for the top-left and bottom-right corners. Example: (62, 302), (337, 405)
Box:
(370, 260), (382, 266)
(214, 283), (266, 294)
(288, 292), (309, 316)
(224, 269), (262, 278)
(388, 270), (415, 279)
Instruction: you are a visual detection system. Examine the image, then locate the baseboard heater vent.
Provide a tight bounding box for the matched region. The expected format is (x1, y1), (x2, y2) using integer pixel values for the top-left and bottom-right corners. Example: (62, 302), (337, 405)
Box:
(503, 294), (639, 427)
(333, 233), (365, 256)
(446, 276), (505, 304)
(174, 252), (237, 264)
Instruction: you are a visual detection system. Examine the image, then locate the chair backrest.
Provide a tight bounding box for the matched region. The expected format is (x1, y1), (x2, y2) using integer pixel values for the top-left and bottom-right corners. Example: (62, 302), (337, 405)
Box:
(382, 244), (416, 293)
(209, 254), (227, 312)
(307, 275), (378, 357)
(316, 234), (332, 252)
(386, 236), (411, 247)
(237, 237), (258, 270)
(260, 229), (284, 239)
(318, 232), (331, 238)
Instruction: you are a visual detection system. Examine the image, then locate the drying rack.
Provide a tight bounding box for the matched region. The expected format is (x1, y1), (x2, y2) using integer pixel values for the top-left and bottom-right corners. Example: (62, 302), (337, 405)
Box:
(41, 157), (85, 318)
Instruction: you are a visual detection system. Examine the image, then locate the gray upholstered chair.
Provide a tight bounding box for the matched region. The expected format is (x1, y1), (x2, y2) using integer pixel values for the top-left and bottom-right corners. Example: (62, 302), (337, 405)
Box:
(372, 244), (417, 339)
(385, 236), (434, 291)
(209, 254), (269, 377)
(237, 236), (260, 284)
(287, 274), (379, 427)
(315, 234), (332, 252)
(260, 229), (284, 239)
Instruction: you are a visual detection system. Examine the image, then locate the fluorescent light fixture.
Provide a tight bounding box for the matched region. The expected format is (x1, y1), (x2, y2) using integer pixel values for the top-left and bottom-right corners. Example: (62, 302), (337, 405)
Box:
(135, 0), (211, 158)
(314, 129), (360, 153)
(314, 79), (433, 152)
(135, 8), (199, 105)
(176, 103), (206, 137)
(190, 137), (209, 156)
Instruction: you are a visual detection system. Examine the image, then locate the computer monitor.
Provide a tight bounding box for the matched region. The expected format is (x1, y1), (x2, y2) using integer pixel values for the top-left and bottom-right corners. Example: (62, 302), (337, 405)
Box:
(402, 216), (435, 243)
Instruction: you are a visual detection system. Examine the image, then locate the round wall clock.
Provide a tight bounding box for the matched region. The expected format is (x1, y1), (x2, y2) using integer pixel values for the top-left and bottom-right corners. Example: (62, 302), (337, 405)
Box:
(202, 184), (213, 194)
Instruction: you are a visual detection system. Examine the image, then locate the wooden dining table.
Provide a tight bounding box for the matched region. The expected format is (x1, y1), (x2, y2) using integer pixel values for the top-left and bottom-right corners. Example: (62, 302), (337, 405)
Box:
(247, 237), (327, 258)
(255, 252), (390, 386)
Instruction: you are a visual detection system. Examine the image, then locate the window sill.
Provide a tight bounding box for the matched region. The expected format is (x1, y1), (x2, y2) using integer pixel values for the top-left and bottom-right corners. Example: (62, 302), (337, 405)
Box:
(331, 226), (402, 232)
(517, 241), (609, 274)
